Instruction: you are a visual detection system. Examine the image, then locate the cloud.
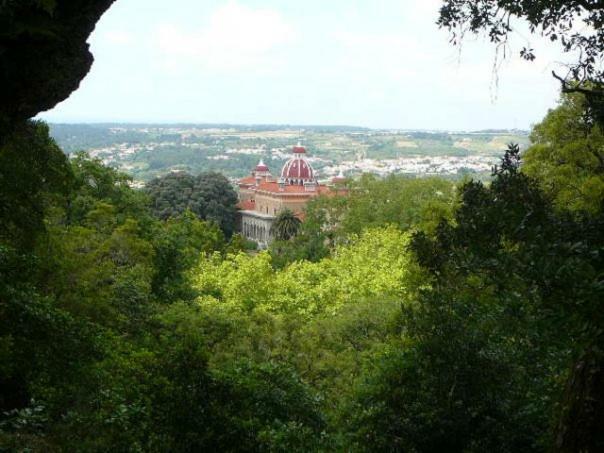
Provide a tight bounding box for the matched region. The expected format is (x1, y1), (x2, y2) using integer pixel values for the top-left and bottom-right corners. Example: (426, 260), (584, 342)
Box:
(155, 2), (297, 73)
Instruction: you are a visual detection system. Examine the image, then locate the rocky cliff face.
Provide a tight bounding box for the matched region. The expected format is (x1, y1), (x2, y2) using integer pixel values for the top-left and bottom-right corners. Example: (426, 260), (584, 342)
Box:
(0, 0), (115, 139)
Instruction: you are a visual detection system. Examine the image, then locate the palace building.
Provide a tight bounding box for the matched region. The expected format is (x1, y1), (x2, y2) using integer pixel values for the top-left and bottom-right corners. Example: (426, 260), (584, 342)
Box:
(236, 144), (344, 247)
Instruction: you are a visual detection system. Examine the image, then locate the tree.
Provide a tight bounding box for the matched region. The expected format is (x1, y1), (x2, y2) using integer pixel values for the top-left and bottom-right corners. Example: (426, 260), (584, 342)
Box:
(56, 301), (326, 451)
(193, 227), (422, 317)
(145, 172), (196, 220)
(0, 245), (101, 417)
(401, 146), (604, 452)
(522, 92), (604, 213)
(0, 120), (72, 249)
(68, 152), (153, 228)
(194, 172), (238, 237)
(269, 233), (329, 270)
(437, 5), (604, 447)
(300, 174), (456, 247)
(146, 171), (238, 237)
(151, 211), (225, 302)
(271, 209), (302, 241)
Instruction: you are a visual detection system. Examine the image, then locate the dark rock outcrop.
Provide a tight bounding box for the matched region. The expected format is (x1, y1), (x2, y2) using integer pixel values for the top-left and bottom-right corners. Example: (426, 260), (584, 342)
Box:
(0, 0), (115, 140)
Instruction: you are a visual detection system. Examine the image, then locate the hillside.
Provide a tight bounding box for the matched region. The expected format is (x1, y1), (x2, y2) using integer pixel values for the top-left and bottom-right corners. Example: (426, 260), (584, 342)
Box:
(49, 123), (530, 183)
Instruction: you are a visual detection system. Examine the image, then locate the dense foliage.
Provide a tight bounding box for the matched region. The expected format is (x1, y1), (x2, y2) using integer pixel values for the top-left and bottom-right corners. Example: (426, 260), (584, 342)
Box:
(1, 124), (276, 451)
(269, 175), (457, 269)
(523, 92), (604, 213)
(390, 145), (602, 452)
(0, 121), (72, 249)
(145, 171), (238, 237)
(2, 111), (604, 452)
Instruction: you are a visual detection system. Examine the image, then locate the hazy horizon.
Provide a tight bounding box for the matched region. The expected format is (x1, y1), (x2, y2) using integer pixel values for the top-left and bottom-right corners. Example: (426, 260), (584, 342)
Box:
(46, 121), (530, 134)
(40, 0), (569, 130)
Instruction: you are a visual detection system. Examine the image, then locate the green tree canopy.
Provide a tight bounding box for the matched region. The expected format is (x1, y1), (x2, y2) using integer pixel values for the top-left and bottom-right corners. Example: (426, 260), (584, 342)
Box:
(146, 171), (238, 237)
(522, 92), (604, 213)
(306, 174), (456, 241)
(0, 120), (72, 249)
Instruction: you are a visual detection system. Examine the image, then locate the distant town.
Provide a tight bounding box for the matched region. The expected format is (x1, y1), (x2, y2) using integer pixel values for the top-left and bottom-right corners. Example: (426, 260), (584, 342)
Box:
(49, 124), (530, 186)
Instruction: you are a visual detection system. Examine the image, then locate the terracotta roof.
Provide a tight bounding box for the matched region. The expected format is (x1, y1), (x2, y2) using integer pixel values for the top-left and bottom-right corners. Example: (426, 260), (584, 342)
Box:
(237, 199), (256, 210)
(238, 176), (257, 185)
(293, 145), (306, 154)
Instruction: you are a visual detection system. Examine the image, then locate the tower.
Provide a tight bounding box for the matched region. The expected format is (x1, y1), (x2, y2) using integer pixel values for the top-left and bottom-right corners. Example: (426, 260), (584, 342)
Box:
(280, 143), (316, 186)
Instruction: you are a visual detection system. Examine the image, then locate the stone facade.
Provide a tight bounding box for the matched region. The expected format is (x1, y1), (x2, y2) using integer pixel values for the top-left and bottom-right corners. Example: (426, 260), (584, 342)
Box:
(240, 211), (274, 247)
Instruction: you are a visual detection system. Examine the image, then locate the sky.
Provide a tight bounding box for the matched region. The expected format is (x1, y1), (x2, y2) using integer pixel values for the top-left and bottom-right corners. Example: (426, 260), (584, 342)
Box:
(40, 0), (573, 130)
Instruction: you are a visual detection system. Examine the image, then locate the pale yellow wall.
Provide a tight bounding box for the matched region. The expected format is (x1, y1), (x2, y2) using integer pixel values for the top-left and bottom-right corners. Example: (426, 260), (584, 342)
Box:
(254, 192), (283, 215)
(280, 198), (310, 214)
(239, 187), (255, 202)
(254, 192), (317, 216)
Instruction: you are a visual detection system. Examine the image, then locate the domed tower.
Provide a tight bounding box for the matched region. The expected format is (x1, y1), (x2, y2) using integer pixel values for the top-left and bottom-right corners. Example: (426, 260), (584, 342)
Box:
(331, 170), (346, 185)
(280, 143), (316, 186)
(254, 159), (271, 179)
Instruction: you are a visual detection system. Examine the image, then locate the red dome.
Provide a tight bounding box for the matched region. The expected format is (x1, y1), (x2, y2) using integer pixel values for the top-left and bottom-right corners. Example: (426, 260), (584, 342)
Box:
(254, 159), (270, 173)
(281, 156), (315, 181)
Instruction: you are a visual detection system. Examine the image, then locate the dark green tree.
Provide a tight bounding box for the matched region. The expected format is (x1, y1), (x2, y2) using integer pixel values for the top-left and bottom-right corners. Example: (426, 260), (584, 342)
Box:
(269, 233), (329, 270)
(151, 211), (225, 302)
(146, 171), (238, 237)
(146, 172), (196, 220)
(438, 4), (604, 448)
(67, 152), (153, 229)
(0, 120), (72, 249)
(395, 146), (603, 452)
